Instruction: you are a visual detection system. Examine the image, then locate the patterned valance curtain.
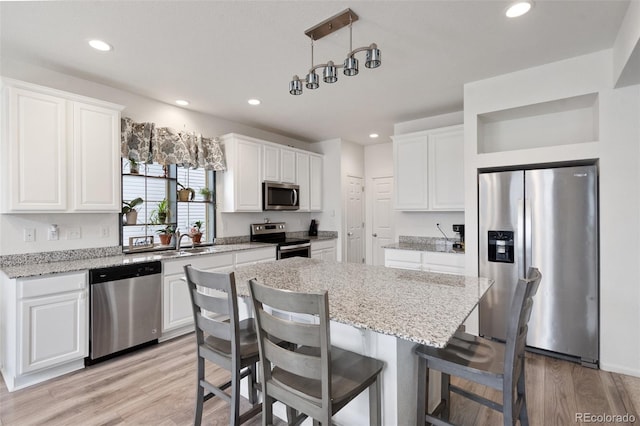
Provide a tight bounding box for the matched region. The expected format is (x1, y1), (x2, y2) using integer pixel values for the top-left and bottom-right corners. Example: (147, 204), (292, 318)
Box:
(121, 117), (226, 171)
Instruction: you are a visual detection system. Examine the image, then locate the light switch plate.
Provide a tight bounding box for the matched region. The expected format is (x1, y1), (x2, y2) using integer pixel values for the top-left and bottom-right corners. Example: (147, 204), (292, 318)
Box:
(101, 226), (110, 238)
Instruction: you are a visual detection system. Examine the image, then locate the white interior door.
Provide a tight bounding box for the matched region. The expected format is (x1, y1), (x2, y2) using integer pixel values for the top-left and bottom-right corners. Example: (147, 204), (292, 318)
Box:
(372, 176), (393, 266)
(346, 176), (364, 263)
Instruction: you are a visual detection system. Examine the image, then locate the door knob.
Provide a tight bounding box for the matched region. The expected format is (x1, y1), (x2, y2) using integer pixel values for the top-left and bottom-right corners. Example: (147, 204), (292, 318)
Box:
(372, 233), (378, 237)
(347, 232), (353, 236)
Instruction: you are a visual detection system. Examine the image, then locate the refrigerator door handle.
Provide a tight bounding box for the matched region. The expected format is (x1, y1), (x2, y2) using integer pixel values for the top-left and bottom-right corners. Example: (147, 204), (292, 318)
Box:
(517, 199), (525, 278)
(524, 198), (532, 273)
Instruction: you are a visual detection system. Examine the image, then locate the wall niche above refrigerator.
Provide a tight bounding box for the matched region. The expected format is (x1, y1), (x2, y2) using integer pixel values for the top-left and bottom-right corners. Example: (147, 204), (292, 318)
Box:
(477, 93), (599, 154)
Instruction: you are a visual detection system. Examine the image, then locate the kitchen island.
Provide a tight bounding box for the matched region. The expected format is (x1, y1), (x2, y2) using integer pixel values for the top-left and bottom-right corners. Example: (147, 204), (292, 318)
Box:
(233, 257), (493, 425)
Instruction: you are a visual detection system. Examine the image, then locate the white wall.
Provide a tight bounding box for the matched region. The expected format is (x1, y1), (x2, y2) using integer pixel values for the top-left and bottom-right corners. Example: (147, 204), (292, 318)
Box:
(0, 59), (315, 254)
(364, 143), (393, 264)
(613, 0), (640, 87)
(464, 49), (640, 377)
(312, 139), (343, 259)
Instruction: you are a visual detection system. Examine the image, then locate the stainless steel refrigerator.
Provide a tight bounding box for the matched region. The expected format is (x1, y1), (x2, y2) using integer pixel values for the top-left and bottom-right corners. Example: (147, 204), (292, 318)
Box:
(478, 165), (599, 367)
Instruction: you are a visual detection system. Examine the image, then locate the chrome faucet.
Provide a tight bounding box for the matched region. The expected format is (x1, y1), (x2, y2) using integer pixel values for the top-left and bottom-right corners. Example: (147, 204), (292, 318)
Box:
(175, 230), (193, 251)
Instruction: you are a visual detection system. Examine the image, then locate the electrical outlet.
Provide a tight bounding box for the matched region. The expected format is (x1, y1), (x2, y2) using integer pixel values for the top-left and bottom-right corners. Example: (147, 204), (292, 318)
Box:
(23, 228), (35, 242)
(101, 226), (110, 238)
(48, 225), (59, 241)
(68, 227), (81, 240)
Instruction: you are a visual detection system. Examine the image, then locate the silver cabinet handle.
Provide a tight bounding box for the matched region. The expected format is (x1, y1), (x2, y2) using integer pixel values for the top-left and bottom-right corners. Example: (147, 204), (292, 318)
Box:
(372, 233), (378, 237)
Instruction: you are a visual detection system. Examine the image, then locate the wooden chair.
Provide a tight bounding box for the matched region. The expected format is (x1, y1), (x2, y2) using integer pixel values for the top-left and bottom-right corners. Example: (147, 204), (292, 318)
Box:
(184, 266), (262, 425)
(414, 267), (542, 426)
(248, 279), (385, 426)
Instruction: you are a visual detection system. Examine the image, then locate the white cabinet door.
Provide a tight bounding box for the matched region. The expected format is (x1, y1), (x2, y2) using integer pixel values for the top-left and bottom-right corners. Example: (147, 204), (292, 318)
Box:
(384, 249), (422, 270)
(296, 152), (310, 211)
(393, 133), (429, 210)
(281, 148), (297, 183)
(428, 125), (464, 211)
(18, 290), (87, 374)
(263, 144), (280, 182)
(162, 273), (193, 333)
(5, 86), (67, 212)
(71, 102), (121, 212)
(235, 138), (262, 211)
(309, 154), (323, 211)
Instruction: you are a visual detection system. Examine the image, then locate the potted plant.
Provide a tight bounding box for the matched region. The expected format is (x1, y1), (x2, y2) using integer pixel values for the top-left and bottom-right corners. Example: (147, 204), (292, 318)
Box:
(122, 197), (143, 225)
(199, 187), (212, 202)
(177, 182), (195, 202)
(128, 158), (140, 174)
(154, 198), (170, 224)
(190, 220), (204, 244)
(157, 225), (175, 246)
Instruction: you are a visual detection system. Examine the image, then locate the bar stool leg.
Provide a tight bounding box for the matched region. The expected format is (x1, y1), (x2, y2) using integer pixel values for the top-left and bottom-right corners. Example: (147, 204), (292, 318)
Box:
(416, 356), (427, 426)
(441, 373), (450, 421)
(195, 357), (205, 425)
(369, 376), (382, 426)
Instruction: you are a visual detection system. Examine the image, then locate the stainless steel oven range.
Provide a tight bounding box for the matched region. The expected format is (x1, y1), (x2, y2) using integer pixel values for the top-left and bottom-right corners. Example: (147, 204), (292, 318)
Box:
(250, 222), (310, 259)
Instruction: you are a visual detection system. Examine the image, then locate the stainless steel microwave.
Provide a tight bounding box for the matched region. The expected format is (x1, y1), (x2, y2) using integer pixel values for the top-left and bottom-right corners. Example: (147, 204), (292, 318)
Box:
(263, 182), (299, 210)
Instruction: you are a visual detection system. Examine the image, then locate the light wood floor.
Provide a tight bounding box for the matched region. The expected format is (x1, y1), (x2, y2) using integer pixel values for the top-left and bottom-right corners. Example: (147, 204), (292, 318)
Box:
(1, 334), (639, 426)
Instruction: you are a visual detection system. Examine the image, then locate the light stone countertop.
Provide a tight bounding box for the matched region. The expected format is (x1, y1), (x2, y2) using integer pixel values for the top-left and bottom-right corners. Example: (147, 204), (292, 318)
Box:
(233, 257), (493, 348)
(0, 243), (275, 279)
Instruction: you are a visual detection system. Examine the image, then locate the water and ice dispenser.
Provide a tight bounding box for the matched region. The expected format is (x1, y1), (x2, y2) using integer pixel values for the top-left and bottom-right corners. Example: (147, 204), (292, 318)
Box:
(487, 230), (514, 263)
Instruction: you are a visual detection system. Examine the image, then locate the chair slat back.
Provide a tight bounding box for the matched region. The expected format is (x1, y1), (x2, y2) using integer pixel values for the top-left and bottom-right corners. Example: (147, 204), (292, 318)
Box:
(504, 267), (542, 390)
(184, 266), (240, 356)
(249, 279), (331, 409)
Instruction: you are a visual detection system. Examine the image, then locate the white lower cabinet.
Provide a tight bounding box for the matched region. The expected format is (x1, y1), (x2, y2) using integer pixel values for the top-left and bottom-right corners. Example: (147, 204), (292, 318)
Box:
(311, 239), (337, 261)
(1, 271), (88, 391)
(161, 247), (276, 340)
(384, 248), (464, 275)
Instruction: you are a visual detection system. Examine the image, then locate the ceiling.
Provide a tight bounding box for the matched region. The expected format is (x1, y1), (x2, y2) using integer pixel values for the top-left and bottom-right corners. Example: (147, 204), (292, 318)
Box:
(0, 1), (630, 145)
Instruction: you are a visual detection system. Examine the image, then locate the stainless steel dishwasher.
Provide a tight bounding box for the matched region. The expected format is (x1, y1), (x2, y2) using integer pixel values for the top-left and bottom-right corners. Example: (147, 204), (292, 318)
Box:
(88, 261), (162, 362)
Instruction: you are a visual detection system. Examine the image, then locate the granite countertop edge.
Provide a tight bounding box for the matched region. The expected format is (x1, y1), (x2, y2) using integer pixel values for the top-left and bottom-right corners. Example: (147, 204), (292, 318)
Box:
(382, 242), (465, 254)
(0, 242), (277, 279)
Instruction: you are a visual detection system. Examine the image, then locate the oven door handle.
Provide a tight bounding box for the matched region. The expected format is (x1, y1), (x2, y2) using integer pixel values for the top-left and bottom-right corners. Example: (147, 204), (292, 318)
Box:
(279, 243), (311, 252)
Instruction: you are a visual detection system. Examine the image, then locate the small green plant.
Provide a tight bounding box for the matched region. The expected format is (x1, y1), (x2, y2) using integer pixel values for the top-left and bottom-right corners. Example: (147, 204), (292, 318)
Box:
(153, 198), (170, 223)
(122, 197), (143, 213)
(199, 187), (212, 201)
(191, 220), (204, 234)
(156, 224), (176, 235)
(128, 158), (140, 174)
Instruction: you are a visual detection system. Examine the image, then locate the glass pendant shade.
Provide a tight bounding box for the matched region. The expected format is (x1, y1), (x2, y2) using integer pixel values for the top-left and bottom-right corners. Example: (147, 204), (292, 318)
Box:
(289, 76), (303, 95)
(365, 44), (381, 69)
(323, 61), (338, 83)
(306, 72), (320, 89)
(343, 56), (359, 76)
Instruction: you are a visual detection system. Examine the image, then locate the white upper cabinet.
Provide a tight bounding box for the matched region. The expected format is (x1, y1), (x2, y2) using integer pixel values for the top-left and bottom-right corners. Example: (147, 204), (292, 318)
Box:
(296, 152), (310, 211)
(1, 79), (124, 213)
(72, 102), (121, 211)
(220, 133), (323, 213)
(393, 125), (464, 211)
(427, 126), (464, 211)
(263, 144), (281, 182)
(281, 148), (297, 183)
(5, 86), (67, 212)
(309, 154), (323, 211)
(219, 134), (263, 212)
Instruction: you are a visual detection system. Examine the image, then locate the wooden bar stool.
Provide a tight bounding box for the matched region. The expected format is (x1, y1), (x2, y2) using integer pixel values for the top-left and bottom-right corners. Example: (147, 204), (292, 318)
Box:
(248, 279), (385, 426)
(414, 267), (542, 426)
(184, 266), (262, 426)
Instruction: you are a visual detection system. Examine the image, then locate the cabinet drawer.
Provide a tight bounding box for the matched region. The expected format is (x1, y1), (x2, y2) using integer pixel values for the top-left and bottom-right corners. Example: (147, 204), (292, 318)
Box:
(163, 253), (234, 275)
(422, 252), (465, 268)
(18, 271), (87, 299)
(235, 247), (276, 264)
(311, 240), (335, 251)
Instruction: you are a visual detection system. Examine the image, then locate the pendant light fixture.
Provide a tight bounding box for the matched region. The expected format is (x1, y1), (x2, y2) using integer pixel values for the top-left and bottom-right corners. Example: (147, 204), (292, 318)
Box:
(289, 8), (381, 95)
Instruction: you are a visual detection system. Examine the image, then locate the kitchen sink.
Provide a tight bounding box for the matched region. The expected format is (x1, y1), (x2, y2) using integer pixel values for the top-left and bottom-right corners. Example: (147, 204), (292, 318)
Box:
(178, 247), (211, 255)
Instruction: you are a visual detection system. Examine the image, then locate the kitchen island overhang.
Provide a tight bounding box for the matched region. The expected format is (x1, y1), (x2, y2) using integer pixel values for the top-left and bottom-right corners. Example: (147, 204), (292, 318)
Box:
(233, 257), (494, 425)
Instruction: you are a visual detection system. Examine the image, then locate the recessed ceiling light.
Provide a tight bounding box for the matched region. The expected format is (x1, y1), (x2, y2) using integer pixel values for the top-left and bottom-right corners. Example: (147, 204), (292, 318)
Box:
(369, 133), (379, 139)
(505, 1), (533, 18)
(175, 100), (190, 106)
(248, 99), (261, 106)
(88, 39), (112, 51)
